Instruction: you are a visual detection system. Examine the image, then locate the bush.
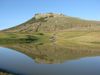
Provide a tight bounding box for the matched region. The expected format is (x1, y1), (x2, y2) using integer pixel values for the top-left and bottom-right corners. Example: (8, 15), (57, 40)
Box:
(37, 33), (44, 35)
(24, 35), (38, 43)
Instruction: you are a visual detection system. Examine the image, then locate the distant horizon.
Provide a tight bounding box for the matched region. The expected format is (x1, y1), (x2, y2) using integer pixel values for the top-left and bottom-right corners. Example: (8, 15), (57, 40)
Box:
(0, 0), (100, 30)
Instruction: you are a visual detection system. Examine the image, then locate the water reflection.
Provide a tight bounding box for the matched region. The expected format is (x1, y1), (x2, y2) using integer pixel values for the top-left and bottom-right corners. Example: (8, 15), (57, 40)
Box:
(0, 43), (100, 75)
(0, 43), (100, 64)
(0, 47), (37, 75)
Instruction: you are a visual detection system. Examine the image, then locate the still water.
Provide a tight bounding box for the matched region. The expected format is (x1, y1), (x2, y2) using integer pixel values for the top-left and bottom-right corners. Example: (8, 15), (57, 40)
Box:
(0, 44), (100, 75)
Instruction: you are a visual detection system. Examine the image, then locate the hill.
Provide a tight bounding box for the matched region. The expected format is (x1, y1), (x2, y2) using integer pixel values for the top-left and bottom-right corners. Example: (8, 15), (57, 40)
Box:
(0, 13), (100, 52)
(2, 13), (100, 33)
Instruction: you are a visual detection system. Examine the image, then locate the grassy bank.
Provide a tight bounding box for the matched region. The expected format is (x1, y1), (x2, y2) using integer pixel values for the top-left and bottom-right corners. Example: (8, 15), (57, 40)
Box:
(0, 31), (100, 48)
(0, 31), (100, 50)
(0, 32), (49, 44)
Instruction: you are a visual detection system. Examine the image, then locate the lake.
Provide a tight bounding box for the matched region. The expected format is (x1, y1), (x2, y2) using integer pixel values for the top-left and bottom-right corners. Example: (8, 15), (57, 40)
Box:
(0, 43), (100, 75)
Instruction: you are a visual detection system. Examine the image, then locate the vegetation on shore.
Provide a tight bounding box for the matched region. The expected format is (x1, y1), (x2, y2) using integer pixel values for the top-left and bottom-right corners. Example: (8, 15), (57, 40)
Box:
(0, 32), (49, 44)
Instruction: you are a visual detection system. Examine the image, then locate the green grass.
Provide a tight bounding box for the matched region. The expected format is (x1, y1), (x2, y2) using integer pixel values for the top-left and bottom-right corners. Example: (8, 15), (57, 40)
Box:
(1, 31), (100, 49)
(0, 32), (50, 44)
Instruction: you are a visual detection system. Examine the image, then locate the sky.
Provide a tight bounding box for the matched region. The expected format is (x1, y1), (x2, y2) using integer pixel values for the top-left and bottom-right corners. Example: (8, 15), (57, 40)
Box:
(0, 0), (100, 30)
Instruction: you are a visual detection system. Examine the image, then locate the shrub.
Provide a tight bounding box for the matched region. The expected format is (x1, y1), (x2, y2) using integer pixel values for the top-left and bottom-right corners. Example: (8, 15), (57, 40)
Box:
(37, 33), (44, 35)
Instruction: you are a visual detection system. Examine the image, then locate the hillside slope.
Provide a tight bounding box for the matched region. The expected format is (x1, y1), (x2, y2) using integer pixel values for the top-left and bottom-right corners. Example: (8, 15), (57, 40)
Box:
(2, 13), (100, 33)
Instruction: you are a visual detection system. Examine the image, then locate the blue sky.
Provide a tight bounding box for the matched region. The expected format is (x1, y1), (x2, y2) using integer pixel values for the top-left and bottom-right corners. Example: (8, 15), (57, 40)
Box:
(0, 0), (100, 30)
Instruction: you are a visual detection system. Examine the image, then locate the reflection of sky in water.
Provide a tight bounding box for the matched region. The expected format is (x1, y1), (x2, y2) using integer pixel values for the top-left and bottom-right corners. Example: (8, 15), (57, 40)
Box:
(0, 47), (36, 75)
(0, 47), (100, 75)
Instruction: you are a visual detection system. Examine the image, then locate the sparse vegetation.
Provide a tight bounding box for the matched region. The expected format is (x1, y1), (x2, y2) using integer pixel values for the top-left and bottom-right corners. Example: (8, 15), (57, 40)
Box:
(2, 13), (100, 33)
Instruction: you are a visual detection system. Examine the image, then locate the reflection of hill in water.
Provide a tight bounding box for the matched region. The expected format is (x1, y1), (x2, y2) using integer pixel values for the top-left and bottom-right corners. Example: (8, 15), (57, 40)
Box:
(1, 43), (100, 64)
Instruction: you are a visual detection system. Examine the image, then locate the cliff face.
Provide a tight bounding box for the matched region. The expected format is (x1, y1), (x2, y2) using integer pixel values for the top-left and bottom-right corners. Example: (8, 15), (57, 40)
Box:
(2, 13), (100, 33)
